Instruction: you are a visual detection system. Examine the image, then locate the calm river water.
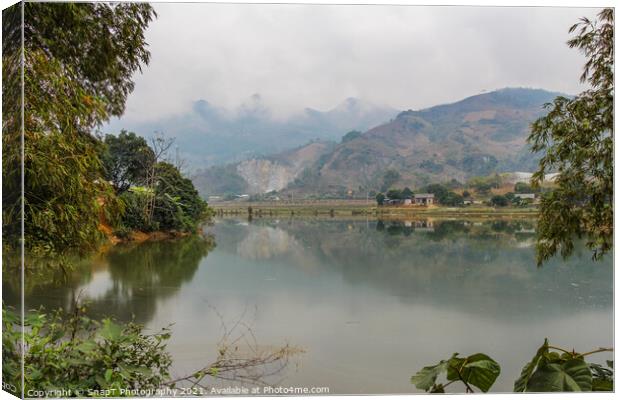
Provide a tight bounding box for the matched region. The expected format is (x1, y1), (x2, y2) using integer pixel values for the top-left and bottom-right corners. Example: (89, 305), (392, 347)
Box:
(5, 217), (613, 394)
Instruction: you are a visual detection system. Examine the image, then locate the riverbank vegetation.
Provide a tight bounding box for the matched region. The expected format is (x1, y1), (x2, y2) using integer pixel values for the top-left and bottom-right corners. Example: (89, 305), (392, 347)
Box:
(101, 131), (211, 239)
(2, 3), (209, 260)
(2, 304), (300, 397)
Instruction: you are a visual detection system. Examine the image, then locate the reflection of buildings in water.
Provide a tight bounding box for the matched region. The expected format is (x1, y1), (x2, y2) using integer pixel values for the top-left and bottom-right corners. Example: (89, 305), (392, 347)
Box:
(413, 220), (434, 232)
(381, 219), (435, 233)
(513, 238), (535, 248)
(237, 226), (297, 260)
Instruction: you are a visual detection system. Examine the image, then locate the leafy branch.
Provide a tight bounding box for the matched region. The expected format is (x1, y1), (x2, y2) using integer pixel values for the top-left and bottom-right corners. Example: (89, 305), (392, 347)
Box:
(411, 353), (500, 393)
(514, 339), (613, 392)
(411, 339), (613, 393)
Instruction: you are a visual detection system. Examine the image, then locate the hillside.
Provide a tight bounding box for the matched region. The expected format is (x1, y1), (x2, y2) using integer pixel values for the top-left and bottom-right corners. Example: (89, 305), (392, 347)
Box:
(192, 140), (336, 197)
(193, 88), (564, 197)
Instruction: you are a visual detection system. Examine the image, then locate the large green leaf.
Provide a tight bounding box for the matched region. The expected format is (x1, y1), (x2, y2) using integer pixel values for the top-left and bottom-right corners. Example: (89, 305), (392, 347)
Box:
(411, 360), (448, 391)
(464, 358), (501, 392)
(446, 353), (500, 392)
(514, 339), (549, 392)
(526, 359), (592, 392)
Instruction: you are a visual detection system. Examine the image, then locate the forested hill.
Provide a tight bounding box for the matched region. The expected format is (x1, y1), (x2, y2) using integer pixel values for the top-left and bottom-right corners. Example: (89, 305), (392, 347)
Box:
(192, 88), (565, 197)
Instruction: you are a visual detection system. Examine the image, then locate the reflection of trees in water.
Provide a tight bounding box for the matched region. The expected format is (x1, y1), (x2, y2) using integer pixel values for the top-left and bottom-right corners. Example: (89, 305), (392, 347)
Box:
(2, 249), (91, 310)
(3, 236), (215, 324)
(2, 260), (22, 309)
(84, 236), (215, 322)
(220, 218), (611, 320)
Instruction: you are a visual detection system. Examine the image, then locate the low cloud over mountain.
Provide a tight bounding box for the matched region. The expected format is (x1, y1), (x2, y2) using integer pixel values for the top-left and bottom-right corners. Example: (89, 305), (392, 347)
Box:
(103, 94), (398, 167)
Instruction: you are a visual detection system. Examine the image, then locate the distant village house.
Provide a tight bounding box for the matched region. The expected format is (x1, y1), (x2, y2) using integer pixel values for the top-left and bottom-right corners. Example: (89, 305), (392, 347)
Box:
(414, 193), (435, 206)
(384, 193), (435, 206)
(514, 193), (536, 200)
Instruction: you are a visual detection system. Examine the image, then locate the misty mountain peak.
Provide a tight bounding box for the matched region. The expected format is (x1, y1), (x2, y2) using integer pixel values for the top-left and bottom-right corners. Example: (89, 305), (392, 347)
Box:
(192, 99), (219, 119)
(238, 93), (270, 117)
(332, 97), (373, 113)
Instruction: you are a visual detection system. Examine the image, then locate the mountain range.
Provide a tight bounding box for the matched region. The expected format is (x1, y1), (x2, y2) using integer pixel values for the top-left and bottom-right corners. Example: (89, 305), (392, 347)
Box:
(191, 88), (564, 198)
(104, 94), (398, 167)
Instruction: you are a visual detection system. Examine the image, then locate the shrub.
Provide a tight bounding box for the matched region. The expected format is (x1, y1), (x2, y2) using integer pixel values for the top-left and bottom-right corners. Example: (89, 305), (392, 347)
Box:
(375, 192), (385, 206)
(119, 189), (159, 232)
(3, 305), (172, 397)
(386, 189), (403, 200)
(440, 192), (464, 206)
(490, 195), (509, 207)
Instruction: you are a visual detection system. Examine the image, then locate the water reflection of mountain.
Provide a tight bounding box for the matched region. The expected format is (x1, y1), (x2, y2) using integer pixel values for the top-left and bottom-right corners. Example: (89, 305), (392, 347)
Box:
(237, 225), (300, 260)
(209, 218), (612, 321)
(3, 236), (215, 323)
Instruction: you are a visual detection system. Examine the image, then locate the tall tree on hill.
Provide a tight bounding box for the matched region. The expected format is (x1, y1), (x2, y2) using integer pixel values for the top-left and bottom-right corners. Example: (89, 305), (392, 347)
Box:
(2, 3), (156, 253)
(529, 9), (613, 265)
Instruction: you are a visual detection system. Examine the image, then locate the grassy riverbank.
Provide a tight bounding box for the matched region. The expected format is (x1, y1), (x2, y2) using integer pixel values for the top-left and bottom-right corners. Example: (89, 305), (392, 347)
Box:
(211, 200), (538, 219)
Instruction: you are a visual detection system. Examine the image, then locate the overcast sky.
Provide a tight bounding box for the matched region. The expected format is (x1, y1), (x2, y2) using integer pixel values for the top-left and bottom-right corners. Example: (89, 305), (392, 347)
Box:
(116, 4), (600, 123)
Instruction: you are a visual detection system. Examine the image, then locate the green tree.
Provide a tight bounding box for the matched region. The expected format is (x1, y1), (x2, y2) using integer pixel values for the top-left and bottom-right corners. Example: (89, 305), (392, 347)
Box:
(529, 9), (613, 264)
(441, 192), (464, 207)
(424, 183), (450, 202)
(386, 189), (403, 200)
(375, 192), (385, 206)
(402, 187), (413, 198)
(2, 3), (156, 253)
(490, 195), (509, 207)
(14, 3), (156, 117)
(153, 162), (208, 232)
(102, 131), (155, 193)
